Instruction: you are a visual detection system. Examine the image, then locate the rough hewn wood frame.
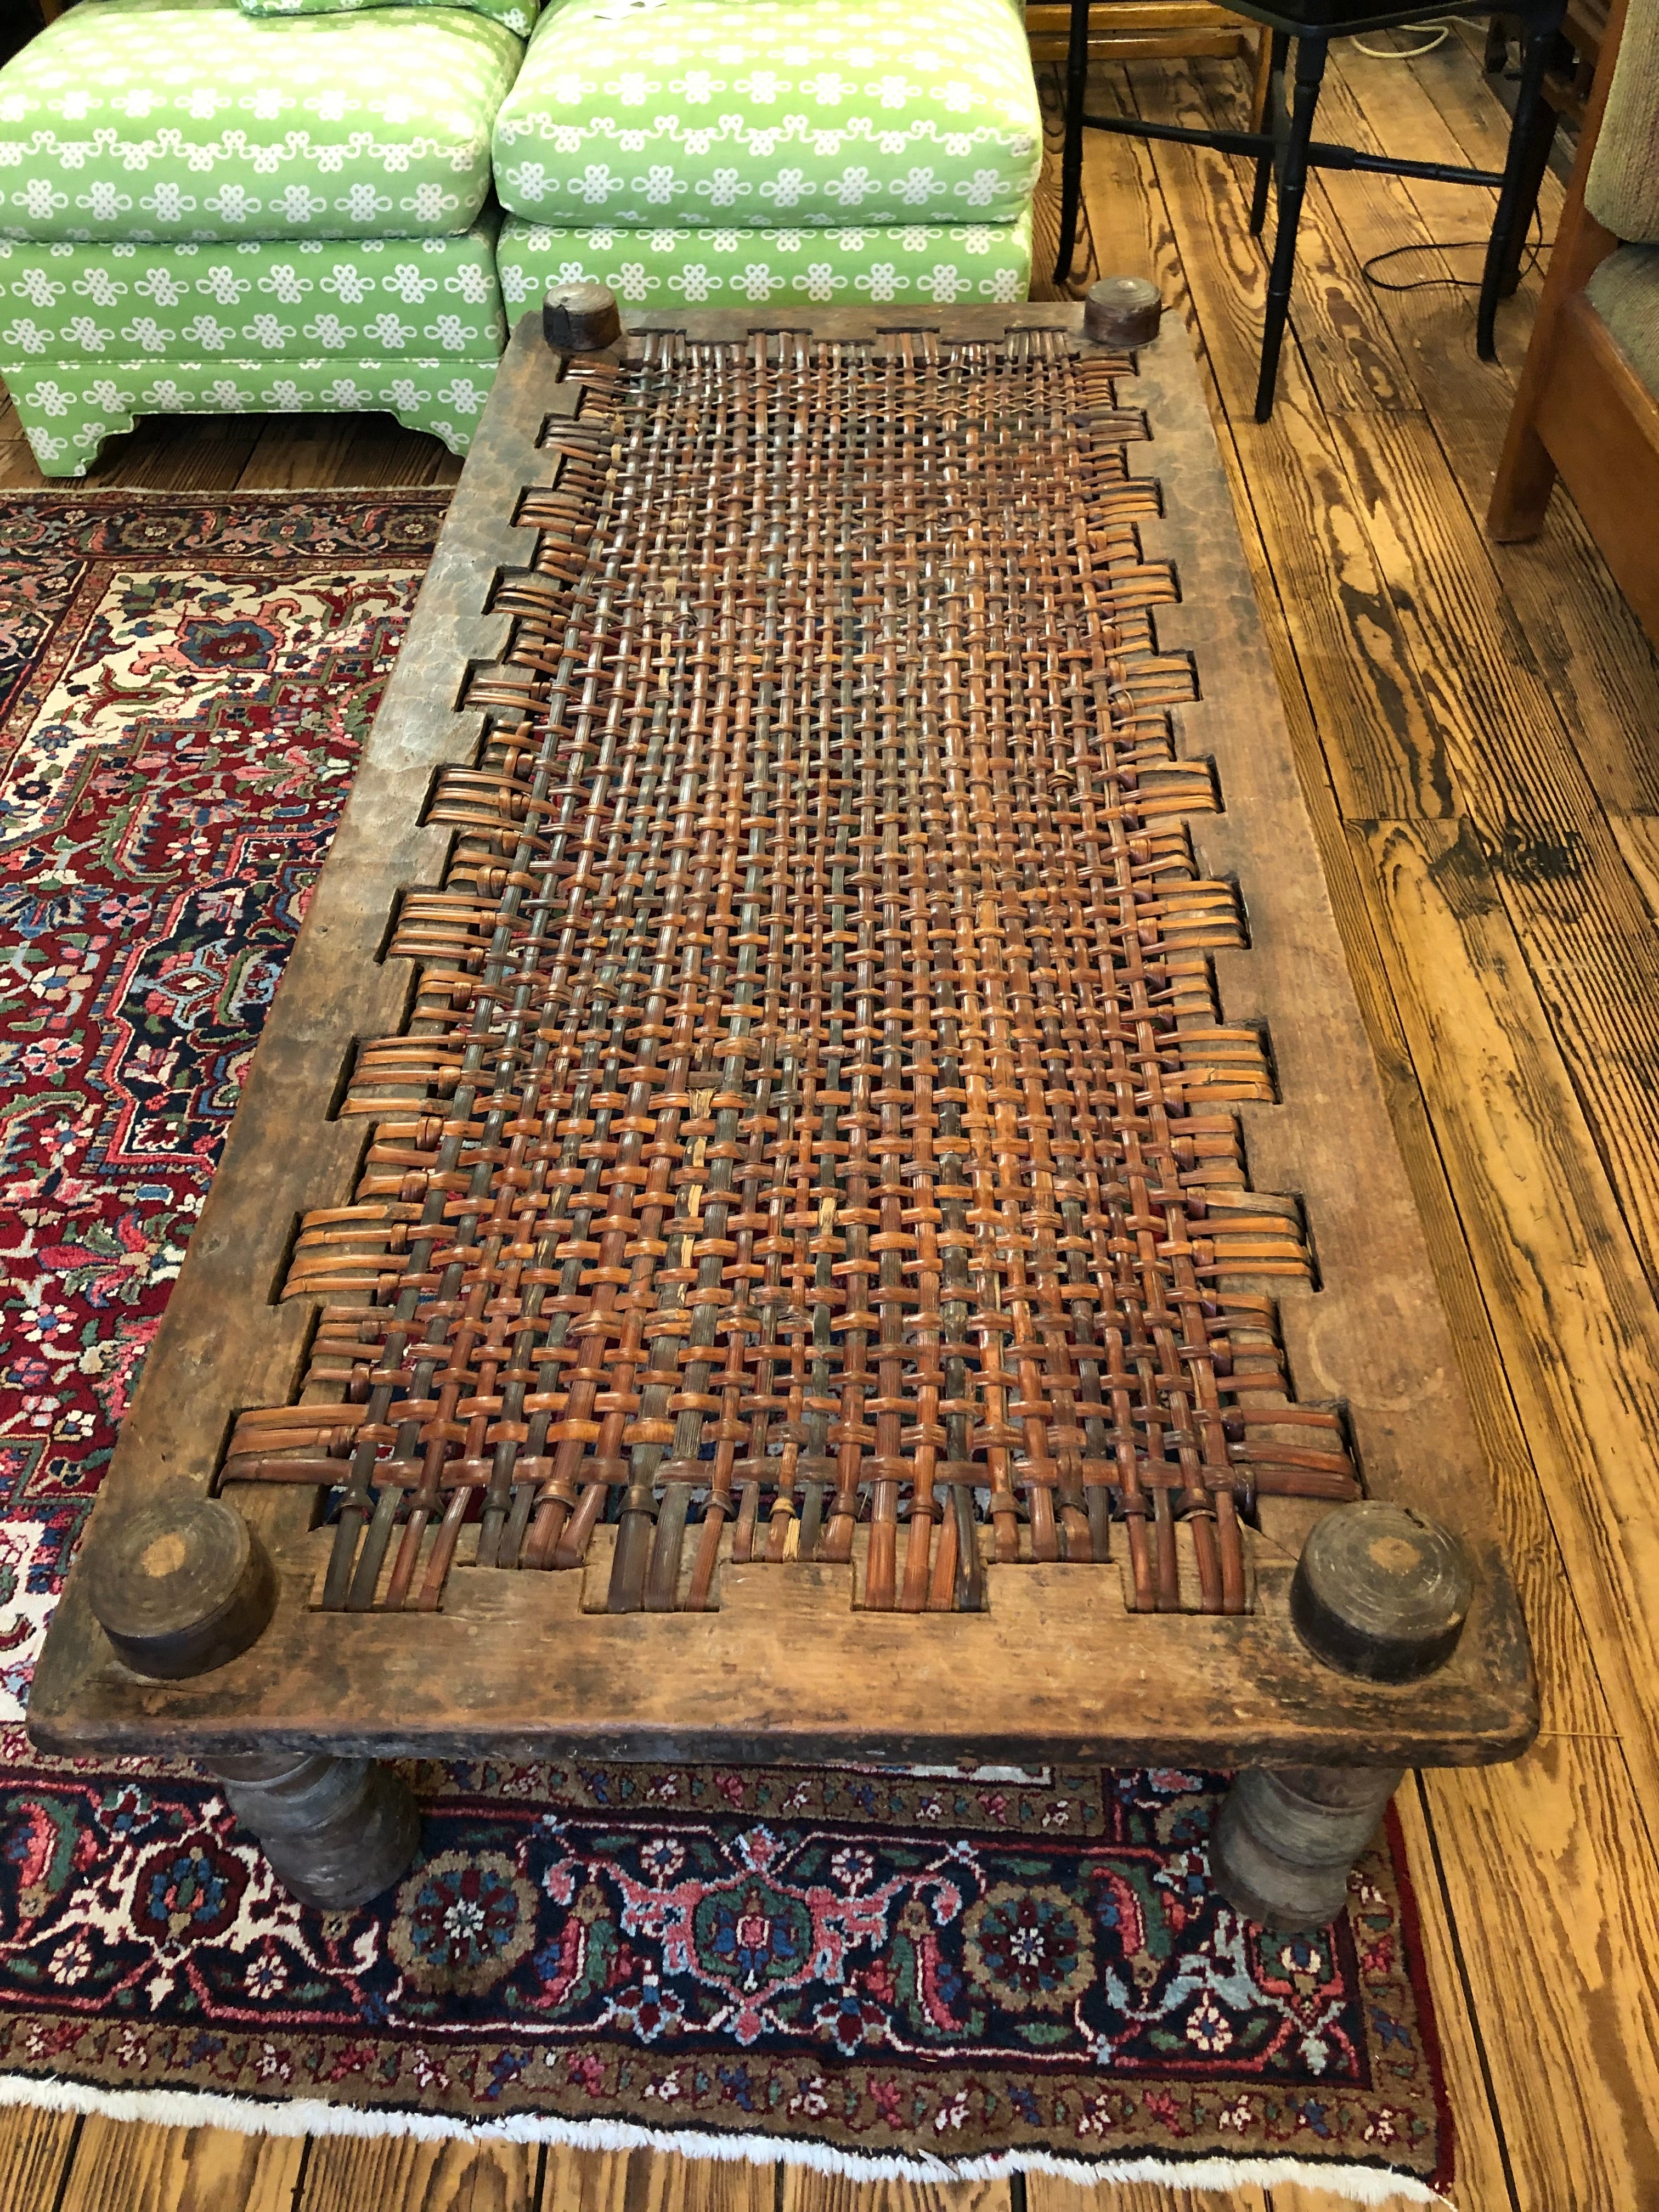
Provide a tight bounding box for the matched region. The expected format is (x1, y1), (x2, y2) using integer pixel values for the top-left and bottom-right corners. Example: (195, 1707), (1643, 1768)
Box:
(29, 306), (1536, 1773)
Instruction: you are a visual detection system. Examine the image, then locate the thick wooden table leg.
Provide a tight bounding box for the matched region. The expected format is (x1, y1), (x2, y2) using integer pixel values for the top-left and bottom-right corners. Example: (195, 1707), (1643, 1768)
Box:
(1212, 1763), (1403, 1931)
(208, 1751), (420, 1911)
(1211, 1498), (1477, 1931)
(81, 1490), (422, 1908)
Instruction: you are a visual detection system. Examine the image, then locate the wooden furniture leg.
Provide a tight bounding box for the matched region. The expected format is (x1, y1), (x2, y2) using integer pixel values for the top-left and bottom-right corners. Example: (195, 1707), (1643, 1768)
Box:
(1247, 18), (1272, 133)
(1041, 0), (1276, 286)
(1484, 0), (1609, 298)
(1249, 27), (1289, 236)
(80, 1491), (421, 1909)
(1213, 1500), (1475, 1929)
(1255, 30), (1328, 420)
(1055, 0), (1091, 282)
(1487, 407), (1560, 535)
(209, 1751), (421, 1911)
(1477, 0), (1568, 357)
(1212, 1764), (1404, 1929)
(1494, 35), (1561, 296)
(1487, 0), (1626, 540)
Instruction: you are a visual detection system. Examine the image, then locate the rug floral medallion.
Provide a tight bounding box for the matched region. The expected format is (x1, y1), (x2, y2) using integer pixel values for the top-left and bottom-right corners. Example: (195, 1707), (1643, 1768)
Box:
(0, 494), (1452, 2199)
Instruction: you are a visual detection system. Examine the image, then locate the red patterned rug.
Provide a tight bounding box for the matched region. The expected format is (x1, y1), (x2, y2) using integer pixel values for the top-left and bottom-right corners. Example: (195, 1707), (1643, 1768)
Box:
(0, 495), (1452, 2203)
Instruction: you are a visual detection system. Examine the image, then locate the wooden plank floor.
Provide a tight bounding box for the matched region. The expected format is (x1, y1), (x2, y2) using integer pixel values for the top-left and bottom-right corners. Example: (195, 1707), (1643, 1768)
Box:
(4, 25), (1659, 2210)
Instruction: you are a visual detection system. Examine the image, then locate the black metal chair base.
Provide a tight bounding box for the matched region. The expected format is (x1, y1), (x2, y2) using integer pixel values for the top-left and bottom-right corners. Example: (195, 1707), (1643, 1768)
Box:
(1052, 0), (1567, 419)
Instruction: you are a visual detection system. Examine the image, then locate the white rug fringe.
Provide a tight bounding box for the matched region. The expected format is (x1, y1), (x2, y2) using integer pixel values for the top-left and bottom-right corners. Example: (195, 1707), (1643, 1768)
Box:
(0, 2068), (1451, 2205)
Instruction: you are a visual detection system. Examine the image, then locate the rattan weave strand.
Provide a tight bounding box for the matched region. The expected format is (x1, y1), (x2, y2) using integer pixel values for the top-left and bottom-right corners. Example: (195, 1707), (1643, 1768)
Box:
(228, 325), (1359, 1620)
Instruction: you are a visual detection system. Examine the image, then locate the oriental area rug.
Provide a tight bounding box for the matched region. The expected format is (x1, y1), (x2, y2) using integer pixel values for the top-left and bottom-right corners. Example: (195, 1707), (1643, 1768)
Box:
(0, 493), (1452, 2203)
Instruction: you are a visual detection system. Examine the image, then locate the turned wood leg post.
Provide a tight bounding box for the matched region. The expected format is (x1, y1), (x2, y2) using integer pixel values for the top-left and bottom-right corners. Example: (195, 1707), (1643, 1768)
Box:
(1213, 1502), (1475, 1933)
(83, 1491), (421, 1910)
(208, 1750), (420, 1911)
(1212, 1763), (1403, 1931)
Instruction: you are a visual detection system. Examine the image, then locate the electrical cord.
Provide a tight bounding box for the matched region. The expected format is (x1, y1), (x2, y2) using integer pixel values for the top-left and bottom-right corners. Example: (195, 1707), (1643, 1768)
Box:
(1360, 206), (1551, 290)
(1351, 22), (1452, 55)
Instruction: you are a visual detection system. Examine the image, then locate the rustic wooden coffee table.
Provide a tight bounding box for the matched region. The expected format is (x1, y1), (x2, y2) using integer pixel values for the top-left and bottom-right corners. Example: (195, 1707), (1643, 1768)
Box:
(29, 291), (1536, 1931)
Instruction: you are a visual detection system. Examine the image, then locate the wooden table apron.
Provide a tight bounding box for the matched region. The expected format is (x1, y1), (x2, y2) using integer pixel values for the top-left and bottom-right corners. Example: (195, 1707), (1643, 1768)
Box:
(28, 306), (1537, 1774)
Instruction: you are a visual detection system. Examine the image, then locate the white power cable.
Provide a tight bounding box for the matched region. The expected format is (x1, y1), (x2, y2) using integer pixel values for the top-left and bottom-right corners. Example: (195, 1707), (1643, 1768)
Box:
(1351, 22), (1452, 55)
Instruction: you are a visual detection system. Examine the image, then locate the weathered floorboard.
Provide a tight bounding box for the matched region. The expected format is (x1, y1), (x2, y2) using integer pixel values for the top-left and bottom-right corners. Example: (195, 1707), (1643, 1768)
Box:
(785, 2176), (1005, 2212)
(541, 2148), (774, 2212)
(300, 2135), (539, 2212)
(1303, 44), (1659, 822)
(1195, 318), (1608, 1741)
(1122, 63), (1465, 820)
(58, 2120), (302, 2212)
(0, 2108), (81, 2212)
(1357, 816), (1659, 1837)
(1420, 1743), (1659, 2209)
(1030, 2180), (1269, 2211)
(235, 408), (463, 492)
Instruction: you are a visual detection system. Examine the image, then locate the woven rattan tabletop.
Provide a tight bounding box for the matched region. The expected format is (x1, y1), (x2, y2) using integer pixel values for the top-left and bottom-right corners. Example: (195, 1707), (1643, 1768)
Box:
(32, 306), (1534, 1775)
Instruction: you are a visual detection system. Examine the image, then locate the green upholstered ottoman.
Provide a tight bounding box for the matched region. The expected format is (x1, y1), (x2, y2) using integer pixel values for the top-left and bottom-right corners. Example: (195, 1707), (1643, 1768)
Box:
(0, 229), (506, 359)
(0, 0), (520, 244)
(490, 0), (1040, 304)
(0, 0), (520, 472)
(495, 208), (1032, 314)
(2, 225), (507, 470)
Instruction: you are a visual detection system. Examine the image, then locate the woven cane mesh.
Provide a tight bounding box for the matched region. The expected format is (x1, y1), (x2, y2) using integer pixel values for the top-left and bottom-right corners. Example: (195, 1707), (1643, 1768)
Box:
(229, 324), (1358, 1617)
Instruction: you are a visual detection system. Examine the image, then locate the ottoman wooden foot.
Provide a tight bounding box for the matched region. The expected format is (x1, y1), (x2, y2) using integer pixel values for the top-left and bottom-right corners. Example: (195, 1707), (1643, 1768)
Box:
(1211, 1763), (1403, 1932)
(208, 1750), (421, 1911)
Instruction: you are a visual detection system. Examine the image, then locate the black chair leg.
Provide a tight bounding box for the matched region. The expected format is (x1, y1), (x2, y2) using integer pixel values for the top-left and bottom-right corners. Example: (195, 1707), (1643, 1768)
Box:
(1477, 0), (1566, 357)
(1055, 0), (1091, 285)
(1254, 32), (1327, 421)
(1249, 29), (1289, 237)
(1497, 82), (1559, 297)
